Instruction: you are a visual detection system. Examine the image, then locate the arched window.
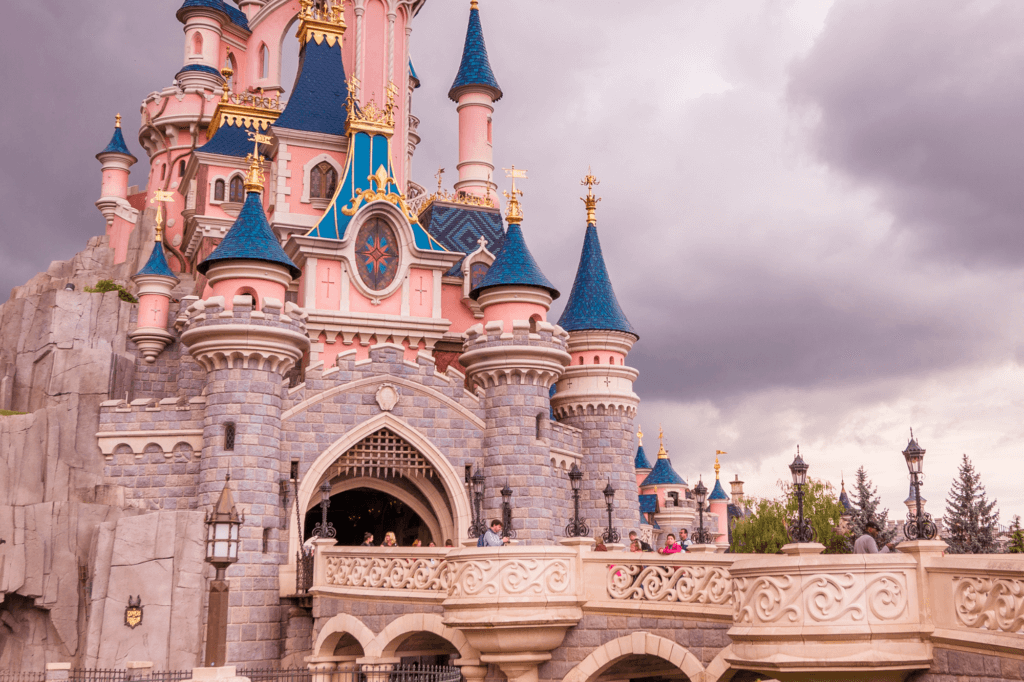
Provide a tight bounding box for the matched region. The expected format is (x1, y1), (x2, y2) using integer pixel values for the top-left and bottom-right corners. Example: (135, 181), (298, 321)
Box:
(214, 179), (225, 201)
(178, 159), (186, 177)
(593, 355), (600, 365)
(191, 32), (203, 56)
(229, 176), (245, 202)
(259, 44), (270, 79)
(310, 161), (337, 199)
(223, 53), (236, 90)
(160, 164), (166, 180)
(578, 356), (584, 365)
(470, 262), (489, 290)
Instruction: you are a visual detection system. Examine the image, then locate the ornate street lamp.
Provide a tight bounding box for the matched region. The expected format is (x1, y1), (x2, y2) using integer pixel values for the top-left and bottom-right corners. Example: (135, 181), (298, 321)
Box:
(311, 479), (336, 539)
(691, 478), (714, 544)
(602, 480), (620, 544)
(565, 463), (589, 537)
(468, 469), (486, 538)
(902, 431), (937, 541)
(204, 479), (243, 667)
(787, 447), (815, 543)
(500, 480), (517, 539)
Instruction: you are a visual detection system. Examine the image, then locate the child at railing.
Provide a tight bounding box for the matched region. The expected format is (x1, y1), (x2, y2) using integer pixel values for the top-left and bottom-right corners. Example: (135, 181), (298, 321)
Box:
(658, 534), (682, 554)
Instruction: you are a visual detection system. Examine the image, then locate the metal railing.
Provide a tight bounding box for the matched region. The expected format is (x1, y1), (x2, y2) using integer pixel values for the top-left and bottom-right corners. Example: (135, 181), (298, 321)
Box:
(0, 673), (45, 682)
(237, 666), (460, 682)
(237, 668), (311, 682)
(67, 671), (127, 682)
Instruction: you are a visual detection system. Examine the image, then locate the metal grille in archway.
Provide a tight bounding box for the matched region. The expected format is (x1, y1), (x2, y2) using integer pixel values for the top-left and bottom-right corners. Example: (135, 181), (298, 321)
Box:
(331, 428), (434, 479)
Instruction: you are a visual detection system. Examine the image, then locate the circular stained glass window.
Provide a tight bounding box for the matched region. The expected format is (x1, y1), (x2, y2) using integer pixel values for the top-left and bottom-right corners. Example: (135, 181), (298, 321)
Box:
(354, 217), (399, 291)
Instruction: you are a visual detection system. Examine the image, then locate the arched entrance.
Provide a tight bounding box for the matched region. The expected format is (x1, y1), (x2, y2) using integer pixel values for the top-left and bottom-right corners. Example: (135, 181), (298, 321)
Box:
(304, 487), (431, 546)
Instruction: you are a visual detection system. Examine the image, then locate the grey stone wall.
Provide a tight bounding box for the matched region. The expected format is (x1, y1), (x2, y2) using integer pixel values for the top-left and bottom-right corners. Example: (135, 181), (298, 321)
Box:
(910, 647), (1024, 682)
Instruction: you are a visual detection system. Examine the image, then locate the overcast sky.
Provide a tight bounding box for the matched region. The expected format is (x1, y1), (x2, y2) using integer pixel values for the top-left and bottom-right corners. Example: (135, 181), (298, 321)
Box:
(2, 0), (1022, 522)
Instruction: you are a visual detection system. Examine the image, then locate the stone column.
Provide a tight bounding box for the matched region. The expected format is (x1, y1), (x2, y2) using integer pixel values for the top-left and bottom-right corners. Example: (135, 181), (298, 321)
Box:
(182, 296), (309, 665)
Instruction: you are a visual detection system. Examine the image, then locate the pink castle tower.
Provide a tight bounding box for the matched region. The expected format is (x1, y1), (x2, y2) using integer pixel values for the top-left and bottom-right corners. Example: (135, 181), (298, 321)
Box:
(708, 453), (731, 543)
(96, 114), (141, 262)
(129, 196), (180, 363)
(449, 0), (502, 201)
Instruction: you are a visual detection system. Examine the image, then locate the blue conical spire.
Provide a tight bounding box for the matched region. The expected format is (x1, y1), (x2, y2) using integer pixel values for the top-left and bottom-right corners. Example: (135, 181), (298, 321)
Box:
(198, 191), (301, 280)
(448, 1), (502, 102)
(97, 114), (136, 161)
(557, 222), (636, 337)
(274, 30), (348, 136)
(639, 431), (686, 487)
(136, 240), (178, 279)
(470, 222), (558, 299)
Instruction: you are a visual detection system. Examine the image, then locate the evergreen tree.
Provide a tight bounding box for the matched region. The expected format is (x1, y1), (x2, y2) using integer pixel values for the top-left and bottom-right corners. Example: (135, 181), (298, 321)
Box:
(1005, 515), (1023, 554)
(943, 454), (999, 554)
(849, 466), (897, 549)
(730, 478), (851, 554)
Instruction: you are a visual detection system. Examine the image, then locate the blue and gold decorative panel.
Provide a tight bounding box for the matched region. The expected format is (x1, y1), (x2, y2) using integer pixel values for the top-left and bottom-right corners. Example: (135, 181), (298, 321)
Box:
(355, 217), (399, 291)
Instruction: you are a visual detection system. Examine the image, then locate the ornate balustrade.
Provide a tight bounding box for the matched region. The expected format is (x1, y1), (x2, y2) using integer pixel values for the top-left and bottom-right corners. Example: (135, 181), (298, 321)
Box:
(312, 547), (450, 604)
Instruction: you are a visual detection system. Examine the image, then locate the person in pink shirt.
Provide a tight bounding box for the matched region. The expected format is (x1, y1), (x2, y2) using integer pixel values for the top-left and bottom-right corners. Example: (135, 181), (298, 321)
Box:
(658, 533), (682, 554)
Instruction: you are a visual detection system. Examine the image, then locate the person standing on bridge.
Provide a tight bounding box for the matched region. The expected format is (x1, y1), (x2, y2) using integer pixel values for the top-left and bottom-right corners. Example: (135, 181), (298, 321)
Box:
(478, 519), (510, 547)
(854, 521), (895, 553)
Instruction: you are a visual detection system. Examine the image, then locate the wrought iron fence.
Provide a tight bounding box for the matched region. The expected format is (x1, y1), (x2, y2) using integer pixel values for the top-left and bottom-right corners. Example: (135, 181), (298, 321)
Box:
(0, 673), (46, 682)
(146, 672), (192, 682)
(237, 668), (311, 682)
(68, 670), (127, 682)
(237, 665), (461, 682)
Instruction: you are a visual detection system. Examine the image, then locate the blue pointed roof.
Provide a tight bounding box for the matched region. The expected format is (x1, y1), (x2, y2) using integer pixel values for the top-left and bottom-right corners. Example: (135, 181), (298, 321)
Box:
(558, 223), (636, 337)
(839, 482), (854, 512)
(709, 478), (729, 501)
(640, 454), (686, 488)
(449, 4), (501, 101)
(177, 0), (250, 31)
(177, 64), (223, 79)
(904, 481), (925, 505)
(198, 191), (301, 279)
(98, 124), (135, 161)
(639, 494), (659, 514)
(470, 223), (558, 299)
(274, 38), (348, 136)
(197, 121), (261, 158)
(135, 241), (178, 279)
(634, 444), (651, 470)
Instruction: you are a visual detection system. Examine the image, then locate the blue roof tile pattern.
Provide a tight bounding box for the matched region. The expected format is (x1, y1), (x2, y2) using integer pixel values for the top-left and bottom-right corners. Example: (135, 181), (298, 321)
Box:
(274, 39), (348, 136)
(448, 5), (501, 101)
(640, 456), (686, 488)
(178, 64), (223, 77)
(177, 0), (250, 31)
(639, 494), (659, 514)
(709, 478), (729, 501)
(135, 241), (178, 279)
(470, 223), (558, 299)
(98, 125), (135, 160)
(197, 122), (260, 158)
(634, 444), (652, 470)
(198, 191), (301, 279)
(839, 483), (854, 511)
(418, 202), (503, 276)
(558, 223), (636, 337)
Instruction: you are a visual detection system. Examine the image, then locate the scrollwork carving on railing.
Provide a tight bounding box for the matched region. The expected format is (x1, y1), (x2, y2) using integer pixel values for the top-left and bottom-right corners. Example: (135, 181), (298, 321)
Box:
(806, 573), (862, 622)
(447, 558), (573, 598)
(607, 564), (734, 606)
(734, 572), (909, 625)
(324, 555), (450, 592)
(867, 574), (908, 620)
(734, 575), (802, 624)
(954, 576), (1024, 633)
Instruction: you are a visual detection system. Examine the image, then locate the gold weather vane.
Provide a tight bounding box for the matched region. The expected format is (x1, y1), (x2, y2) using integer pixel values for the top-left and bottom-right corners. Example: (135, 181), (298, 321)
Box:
(657, 425), (668, 458)
(637, 426), (643, 446)
(503, 166), (527, 224)
(220, 54), (234, 103)
(150, 190), (175, 242)
(581, 167), (601, 225)
(115, 113), (122, 128)
(715, 451), (726, 479)
(435, 167), (445, 194)
(244, 130), (272, 193)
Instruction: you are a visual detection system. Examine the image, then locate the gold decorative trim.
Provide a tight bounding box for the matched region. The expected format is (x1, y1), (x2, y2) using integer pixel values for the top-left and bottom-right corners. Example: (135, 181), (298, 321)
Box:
(345, 78), (398, 136)
(298, 0), (346, 47)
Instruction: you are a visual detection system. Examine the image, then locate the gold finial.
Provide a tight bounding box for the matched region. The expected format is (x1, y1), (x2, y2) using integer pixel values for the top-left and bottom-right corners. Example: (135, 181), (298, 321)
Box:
(220, 55), (234, 103)
(115, 113), (122, 128)
(657, 425), (668, 458)
(471, 0), (479, 8)
(715, 451), (726, 479)
(580, 167), (601, 225)
(244, 130), (272, 193)
(502, 166), (528, 225)
(150, 190), (175, 243)
(637, 426), (643, 446)
(435, 167), (445, 194)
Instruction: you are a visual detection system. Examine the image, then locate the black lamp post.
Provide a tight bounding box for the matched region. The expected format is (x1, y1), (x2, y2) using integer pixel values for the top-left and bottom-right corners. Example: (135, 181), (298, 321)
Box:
(902, 431), (937, 541)
(204, 480), (242, 667)
(469, 469), (486, 538)
(691, 478), (714, 544)
(787, 447), (815, 543)
(602, 480), (620, 544)
(500, 480), (517, 539)
(311, 479), (336, 539)
(565, 463), (589, 537)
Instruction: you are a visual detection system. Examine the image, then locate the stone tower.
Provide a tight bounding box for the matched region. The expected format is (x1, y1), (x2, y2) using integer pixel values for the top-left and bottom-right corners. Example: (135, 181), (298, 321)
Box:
(552, 173), (641, 540)
(181, 152), (308, 664)
(460, 185), (571, 543)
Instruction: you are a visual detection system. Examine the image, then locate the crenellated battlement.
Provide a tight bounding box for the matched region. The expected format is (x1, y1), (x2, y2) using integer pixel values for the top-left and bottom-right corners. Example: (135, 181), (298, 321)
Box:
(460, 319), (571, 390)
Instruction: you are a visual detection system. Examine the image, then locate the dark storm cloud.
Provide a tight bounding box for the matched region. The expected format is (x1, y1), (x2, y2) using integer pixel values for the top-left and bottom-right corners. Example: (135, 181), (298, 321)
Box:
(788, 0), (1024, 265)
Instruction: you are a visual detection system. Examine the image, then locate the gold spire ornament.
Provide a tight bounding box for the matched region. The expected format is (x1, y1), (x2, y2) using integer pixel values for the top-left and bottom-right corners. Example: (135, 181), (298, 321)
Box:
(502, 166), (527, 225)
(345, 78), (399, 135)
(220, 58), (234, 103)
(115, 113), (122, 128)
(714, 451), (726, 479)
(150, 190), (175, 243)
(637, 426), (643, 446)
(298, 0), (346, 46)
(581, 167), (601, 225)
(244, 130), (272, 193)
(435, 167), (445, 194)
(657, 425), (668, 458)
(470, 0), (479, 8)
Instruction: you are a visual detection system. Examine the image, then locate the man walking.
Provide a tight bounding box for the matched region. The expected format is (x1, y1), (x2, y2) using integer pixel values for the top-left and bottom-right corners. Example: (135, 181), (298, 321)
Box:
(854, 521), (895, 554)
(477, 519), (510, 547)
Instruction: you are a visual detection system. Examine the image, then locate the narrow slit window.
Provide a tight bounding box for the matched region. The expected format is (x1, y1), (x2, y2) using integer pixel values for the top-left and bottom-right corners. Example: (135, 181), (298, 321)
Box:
(224, 422), (235, 451)
(214, 179), (225, 201)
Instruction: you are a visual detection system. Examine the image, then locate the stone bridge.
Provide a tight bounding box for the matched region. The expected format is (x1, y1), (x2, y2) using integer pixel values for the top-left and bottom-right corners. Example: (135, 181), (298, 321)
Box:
(305, 540), (1024, 682)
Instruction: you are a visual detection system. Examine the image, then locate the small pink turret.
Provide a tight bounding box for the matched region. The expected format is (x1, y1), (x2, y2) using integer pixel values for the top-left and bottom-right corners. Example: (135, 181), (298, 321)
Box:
(130, 196), (179, 363)
(707, 453), (731, 544)
(175, 0), (228, 90)
(95, 114), (137, 229)
(449, 0), (502, 201)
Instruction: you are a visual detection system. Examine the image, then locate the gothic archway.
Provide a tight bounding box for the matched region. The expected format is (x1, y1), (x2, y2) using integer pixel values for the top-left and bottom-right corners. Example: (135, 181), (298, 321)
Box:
(304, 486), (434, 547)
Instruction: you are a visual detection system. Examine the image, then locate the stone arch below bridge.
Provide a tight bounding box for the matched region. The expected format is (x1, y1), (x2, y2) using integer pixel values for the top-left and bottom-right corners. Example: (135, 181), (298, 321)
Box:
(562, 633), (705, 682)
(367, 613), (480, 661)
(312, 612), (375, 658)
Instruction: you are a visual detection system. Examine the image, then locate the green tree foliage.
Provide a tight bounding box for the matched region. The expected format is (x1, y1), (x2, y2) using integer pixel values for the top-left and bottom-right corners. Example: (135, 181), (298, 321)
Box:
(730, 478), (850, 554)
(1008, 516), (1024, 554)
(848, 466), (897, 549)
(84, 279), (138, 303)
(944, 454), (1000, 554)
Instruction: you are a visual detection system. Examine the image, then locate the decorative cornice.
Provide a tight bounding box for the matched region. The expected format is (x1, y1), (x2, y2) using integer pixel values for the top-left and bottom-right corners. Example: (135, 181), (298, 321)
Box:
(182, 322), (309, 373)
(206, 92), (283, 139)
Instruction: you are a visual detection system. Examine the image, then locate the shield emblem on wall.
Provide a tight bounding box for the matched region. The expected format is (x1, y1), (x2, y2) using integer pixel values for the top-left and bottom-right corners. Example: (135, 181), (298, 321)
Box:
(124, 595), (143, 629)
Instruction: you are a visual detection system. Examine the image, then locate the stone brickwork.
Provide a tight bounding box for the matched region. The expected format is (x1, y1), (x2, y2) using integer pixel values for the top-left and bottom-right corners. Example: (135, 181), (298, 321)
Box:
(911, 647), (1024, 682)
(126, 303), (207, 400)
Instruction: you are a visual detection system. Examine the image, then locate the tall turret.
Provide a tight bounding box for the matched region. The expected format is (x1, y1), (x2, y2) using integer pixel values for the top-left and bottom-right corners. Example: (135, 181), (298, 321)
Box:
(175, 0), (244, 90)
(634, 426), (652, 488)
(460, 179), (571, 542)
(95, 114), (137, 228)
(129, 195), (179, 363)
(181, 148), (308, 665)
(551, 172), (640, 537)
(708, 453), (730, 543)
(449, 0), (502, 201)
